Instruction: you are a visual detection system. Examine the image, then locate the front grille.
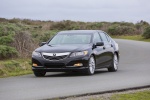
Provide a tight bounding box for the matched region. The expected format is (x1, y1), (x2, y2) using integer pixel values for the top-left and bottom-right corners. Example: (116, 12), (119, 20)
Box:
(45, 63), (65, 68)
(43, 55), (67, 60)
(42, 52), (70, 61)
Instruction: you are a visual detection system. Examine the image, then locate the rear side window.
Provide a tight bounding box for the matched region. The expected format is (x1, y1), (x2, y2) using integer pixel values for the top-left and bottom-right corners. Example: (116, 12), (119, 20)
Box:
(100, 32), (109, 42)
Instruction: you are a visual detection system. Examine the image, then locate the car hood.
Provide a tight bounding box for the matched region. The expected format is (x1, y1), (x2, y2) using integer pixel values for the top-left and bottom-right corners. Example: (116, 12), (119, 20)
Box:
(35, 44), (91, 53)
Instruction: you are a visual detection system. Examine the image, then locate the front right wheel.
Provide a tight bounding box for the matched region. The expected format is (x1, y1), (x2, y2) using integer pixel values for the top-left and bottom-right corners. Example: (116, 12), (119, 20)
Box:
(108, 53), (118, 72)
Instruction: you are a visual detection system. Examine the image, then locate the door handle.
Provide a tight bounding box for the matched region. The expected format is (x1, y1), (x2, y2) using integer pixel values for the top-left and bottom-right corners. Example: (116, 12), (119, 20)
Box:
(103, 46), (106, 49)
(111, 44), (113, 47)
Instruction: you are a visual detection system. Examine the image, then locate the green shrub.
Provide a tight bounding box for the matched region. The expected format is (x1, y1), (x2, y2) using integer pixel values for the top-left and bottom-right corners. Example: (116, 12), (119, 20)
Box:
(142, 26), (150, 39)
(0, 18), (8, 22)
(0, 35), (14, 45)
(40, 32), (52, 42)
(0, 45), (18, 59)
(40, 30), (57, 42)
(86, 22), (103, 29)
(6, 23), (20, 32)
(0, 23), (20, 36)
(108, 25), (136, 35)
(8, 18), (20, 23)
(108, 25), (119, 35)
(32, 33), (39, 38)
(0, 25), (6, 36)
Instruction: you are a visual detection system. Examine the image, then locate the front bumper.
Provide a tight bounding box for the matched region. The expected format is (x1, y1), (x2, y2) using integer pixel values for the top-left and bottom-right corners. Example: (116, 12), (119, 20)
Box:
(32, 56), (89, 72)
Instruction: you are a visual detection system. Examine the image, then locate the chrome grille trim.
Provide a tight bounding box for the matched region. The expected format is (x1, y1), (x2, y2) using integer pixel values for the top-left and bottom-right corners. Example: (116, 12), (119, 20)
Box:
(42, 52), (70, 61)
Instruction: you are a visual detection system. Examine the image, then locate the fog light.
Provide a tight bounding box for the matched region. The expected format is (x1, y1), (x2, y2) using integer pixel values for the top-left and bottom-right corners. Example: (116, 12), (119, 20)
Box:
(33, 63), (38, 67)
(74, 63), (83, 67)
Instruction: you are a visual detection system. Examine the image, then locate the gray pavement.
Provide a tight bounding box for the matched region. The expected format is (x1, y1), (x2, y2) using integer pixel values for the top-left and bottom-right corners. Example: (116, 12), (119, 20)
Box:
(0, 39), (150, 100)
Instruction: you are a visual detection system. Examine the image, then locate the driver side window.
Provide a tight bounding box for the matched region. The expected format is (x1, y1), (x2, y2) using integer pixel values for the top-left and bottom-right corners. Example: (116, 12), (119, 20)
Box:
(93, 33), (102, 43)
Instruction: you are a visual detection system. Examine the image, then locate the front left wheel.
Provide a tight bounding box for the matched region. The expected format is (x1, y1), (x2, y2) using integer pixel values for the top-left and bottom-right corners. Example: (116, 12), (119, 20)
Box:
(33, 71), (46, 77)
(85, 56), (95, 75)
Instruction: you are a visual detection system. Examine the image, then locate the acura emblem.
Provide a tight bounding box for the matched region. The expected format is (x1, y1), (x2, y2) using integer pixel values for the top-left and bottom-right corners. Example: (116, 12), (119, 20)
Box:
(53, 53), (56, 56)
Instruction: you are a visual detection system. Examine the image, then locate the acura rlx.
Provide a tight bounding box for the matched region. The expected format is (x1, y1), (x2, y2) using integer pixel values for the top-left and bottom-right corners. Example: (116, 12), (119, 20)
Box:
(32, 30), (119, 77)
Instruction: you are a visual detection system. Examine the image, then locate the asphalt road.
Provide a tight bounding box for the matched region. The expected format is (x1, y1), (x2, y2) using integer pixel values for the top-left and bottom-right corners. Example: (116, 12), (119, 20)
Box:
(0, 39), (150, 100)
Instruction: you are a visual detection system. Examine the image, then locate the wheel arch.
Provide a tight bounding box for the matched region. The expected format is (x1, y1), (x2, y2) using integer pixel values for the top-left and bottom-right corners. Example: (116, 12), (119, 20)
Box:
(114, 51), (119, 61)
(91, 53), (96, 64)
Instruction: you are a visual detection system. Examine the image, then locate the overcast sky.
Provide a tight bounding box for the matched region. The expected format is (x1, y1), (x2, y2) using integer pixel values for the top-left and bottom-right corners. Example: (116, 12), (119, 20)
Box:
(0, 0), (150, 23)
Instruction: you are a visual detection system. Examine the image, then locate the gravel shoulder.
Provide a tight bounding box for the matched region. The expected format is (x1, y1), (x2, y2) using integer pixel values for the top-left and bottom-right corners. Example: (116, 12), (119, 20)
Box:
(60, 87), (150, 100)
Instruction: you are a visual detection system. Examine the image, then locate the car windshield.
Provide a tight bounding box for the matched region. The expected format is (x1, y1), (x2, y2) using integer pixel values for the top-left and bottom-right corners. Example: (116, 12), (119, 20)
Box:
(48, 34), (92, 45)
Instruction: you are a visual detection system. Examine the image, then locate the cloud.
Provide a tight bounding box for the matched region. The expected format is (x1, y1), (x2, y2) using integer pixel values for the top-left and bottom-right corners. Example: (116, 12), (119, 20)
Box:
(0, 0), (150, 22)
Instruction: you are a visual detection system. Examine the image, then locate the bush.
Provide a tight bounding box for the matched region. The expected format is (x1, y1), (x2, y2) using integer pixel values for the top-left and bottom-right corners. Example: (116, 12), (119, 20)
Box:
(40, 30), (58, 42)
(40, 32), (52, 42)
(86, 22), (103, 29)
(142, 26), (150, 39)
(13, 31), (34, 57)
(0, 35), (14, 45)
(9, 18), (20, 23)
(108, 25), (136, 35)
(0, 45), (18, 59)
(0, 23), (20, 37)
(0, 18), (8, 22)
(108, 25), (121, 35)
(6, 23), (20, 32)
(0, 25), (6, 36)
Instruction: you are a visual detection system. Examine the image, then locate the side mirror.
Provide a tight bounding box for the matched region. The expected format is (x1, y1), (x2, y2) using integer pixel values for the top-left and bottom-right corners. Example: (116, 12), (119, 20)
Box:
(96, 42), (104, 46)
(39, 42), (46, 46)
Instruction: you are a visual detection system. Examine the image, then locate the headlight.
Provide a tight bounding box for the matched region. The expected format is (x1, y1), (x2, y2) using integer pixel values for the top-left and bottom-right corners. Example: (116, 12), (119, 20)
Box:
(70, 51), (88, 57)
(32, 51), (41, 57)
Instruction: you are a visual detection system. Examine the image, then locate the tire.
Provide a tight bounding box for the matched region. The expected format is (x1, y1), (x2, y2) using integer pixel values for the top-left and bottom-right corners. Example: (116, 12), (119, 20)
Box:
(33, 71), (46, 77)
(108, 53), (118, 72)
(86, 56), (95, 75)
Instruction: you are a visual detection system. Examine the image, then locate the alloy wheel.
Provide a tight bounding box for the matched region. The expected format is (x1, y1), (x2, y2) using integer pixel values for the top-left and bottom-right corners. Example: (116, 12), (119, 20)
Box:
(89, 56), (95, 74)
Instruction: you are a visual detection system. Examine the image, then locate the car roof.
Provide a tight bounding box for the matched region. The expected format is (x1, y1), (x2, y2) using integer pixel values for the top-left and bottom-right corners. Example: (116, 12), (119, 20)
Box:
(58, 30), (104, 34)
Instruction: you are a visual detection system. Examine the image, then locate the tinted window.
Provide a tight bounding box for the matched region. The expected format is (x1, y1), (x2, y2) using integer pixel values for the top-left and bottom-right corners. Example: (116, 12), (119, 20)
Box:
(100, 32), (109, 42)
(48, 34), (92, 45)
(93, 33), (102, 43)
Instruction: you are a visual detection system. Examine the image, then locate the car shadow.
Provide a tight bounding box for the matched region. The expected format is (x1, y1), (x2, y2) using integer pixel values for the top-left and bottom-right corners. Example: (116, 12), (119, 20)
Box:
(43, 70), (108, 77)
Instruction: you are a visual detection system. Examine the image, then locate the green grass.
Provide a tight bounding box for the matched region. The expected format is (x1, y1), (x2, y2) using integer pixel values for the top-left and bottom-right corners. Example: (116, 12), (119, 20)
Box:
(110, 90), (150, 100)
(81, 90), (150, 100)
(112, 35), (150, 42)
(0, 59), (32, 78)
